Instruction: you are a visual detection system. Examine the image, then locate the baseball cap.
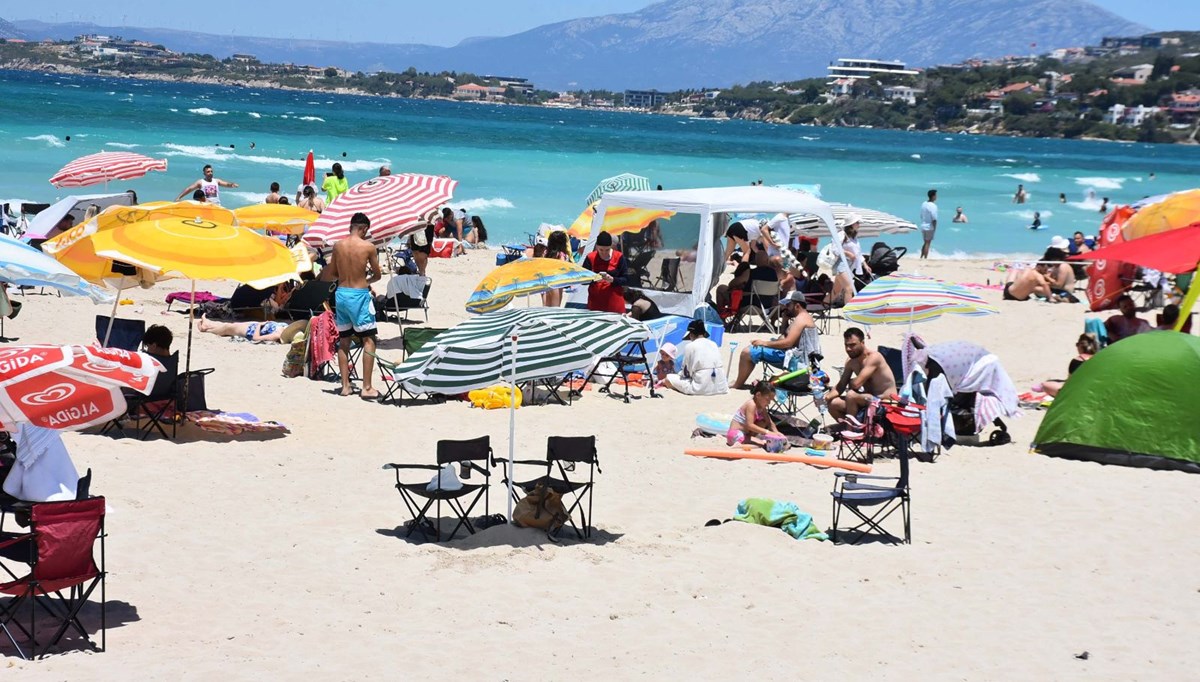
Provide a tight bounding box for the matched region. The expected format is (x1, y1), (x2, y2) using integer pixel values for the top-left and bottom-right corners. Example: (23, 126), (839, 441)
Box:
(685, 319), (709, 338)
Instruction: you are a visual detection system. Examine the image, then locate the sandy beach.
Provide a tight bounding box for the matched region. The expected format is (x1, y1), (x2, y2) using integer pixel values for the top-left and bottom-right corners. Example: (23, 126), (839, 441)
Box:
(4, 251), (1198, 679)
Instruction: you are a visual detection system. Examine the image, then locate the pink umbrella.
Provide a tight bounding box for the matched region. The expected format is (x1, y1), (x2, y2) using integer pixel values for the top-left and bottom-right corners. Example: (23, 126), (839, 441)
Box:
(49, 151), (169, 188)
(0, 345), (163, 431)
(303, 173), (457, 246)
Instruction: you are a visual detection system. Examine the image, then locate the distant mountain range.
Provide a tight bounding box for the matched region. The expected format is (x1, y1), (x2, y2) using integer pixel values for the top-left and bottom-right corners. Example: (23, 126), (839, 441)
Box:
(6, 0), (1147, 89)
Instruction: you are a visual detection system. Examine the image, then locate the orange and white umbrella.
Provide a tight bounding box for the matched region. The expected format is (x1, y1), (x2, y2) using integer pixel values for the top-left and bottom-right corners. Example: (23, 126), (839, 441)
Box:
(303, 173), (457, 246)
(49, 151), (168, 188)
(0, 345), (163, 431)
(568, 202), (674, 239)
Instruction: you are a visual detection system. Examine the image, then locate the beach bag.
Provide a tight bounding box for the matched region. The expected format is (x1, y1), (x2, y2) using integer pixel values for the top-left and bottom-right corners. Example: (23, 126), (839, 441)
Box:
(817, 244), (838, 273)
(281, 335), (307, 378)
(512, 483), (568, 532)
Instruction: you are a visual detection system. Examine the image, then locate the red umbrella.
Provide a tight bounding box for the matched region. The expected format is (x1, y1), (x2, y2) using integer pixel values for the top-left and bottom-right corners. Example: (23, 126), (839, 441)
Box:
(303, 173), (457, 246)
(0, 345), (163, 431)
(302, 150), (316, 188)
(1071, 223), (1200, 274)
(49, 151), (169, 188)
(1084, 205), (1137, 312)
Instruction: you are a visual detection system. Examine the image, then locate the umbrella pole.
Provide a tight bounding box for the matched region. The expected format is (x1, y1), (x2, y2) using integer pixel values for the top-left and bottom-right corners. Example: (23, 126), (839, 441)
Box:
(1175, 263), (1200, 331)
(182, 279), (196, 418)
(507, 332), (518, 521)
(102, 288), (121, 346)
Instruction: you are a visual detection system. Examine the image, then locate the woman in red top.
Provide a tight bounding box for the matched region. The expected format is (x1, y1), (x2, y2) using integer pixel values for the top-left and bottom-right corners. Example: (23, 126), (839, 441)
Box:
(583, 232), (628, 314)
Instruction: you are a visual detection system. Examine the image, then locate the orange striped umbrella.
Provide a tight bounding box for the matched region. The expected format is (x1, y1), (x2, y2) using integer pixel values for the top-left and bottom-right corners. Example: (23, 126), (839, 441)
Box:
(567, 202), (674, 239)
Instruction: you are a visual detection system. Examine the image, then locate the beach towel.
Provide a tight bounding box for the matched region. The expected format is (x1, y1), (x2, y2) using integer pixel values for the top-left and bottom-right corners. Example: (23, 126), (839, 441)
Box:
(733, 498), (827, 541)
(307, 310), (337, 378)
(185, 411), (289, 436)
(165, 291), (224, 306)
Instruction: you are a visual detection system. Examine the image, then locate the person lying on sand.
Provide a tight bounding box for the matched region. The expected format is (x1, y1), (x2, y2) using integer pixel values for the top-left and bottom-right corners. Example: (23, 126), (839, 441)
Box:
(1004, 263), (1061, 302)
(197, 316), (305, 344)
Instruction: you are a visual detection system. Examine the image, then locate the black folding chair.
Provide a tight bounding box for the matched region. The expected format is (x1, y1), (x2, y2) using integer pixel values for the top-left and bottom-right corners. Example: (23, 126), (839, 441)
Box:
(278, 281), (336, 320)
(582, 340), (658, 403)
(830, 405), (915, 545)
(94, 316), (145, 350)
(502, 436), (601, 540)
(655, 257), (681, 292)
(382, 436), (491, 542)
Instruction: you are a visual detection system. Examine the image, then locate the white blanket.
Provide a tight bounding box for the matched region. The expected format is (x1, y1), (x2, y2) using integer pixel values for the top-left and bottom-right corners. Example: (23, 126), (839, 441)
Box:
(3, 424), (78, 502)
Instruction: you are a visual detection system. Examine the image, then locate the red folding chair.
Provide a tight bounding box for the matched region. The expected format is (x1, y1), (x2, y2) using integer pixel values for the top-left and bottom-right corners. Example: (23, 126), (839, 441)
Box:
(0, 497), (106, 659)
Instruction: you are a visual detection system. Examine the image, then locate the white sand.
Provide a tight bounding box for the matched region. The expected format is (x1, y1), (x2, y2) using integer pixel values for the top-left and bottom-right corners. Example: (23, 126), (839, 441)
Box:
(5, 252), (1198, 678)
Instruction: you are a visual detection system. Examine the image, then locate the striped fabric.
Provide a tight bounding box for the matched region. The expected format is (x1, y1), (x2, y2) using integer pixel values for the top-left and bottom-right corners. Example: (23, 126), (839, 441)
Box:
(790, 204), (916, 237)
(395, 308), (650, 394)
(49, 152), (169, 188)
(466, 258), (600, 313)
(0, 233), (112, 303)
(585, 173), (651, 207)
(567, 202), (675, 239)
(303, 173), (457, 246)
(843, 274), (998, 326)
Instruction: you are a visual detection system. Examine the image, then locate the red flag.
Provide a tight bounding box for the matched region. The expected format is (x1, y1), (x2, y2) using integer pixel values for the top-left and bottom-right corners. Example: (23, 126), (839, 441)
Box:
(302, 150), (315, 187)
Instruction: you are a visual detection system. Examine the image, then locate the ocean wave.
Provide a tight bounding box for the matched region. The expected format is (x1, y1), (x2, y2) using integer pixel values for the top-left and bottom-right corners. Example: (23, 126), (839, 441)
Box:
(188, 107), (228, 116)
(297, 116), (325, 122)
(160, 143), (385, 172)
(105, 142), (140, 149)
(248, 112), (262, 118)
(224, 191), (269, 205)
(1001, 172), (1041, 183)
(800, 135), (819, 141)
(1068, 199), (1104, 211)
(169, 108), (179, 112)
(24, 134), (64, 148)
(454, 197), (515, 212)
(386, 136), (398, 141)
(1074, 176), (1124, 190)
(928, 249), (1041, 261)
(910, 154), (921, 159)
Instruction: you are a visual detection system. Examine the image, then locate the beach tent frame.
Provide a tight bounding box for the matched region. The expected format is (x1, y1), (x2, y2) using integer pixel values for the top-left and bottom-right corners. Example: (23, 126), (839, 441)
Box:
(582, 186), (843, 316)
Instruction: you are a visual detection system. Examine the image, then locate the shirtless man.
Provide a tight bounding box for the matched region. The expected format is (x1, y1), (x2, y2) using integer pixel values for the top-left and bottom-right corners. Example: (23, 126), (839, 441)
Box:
(826, 327), (896, 421)
(321, 212), (382, 398)
(176, 164), (238, 205)
(1004, 263), (1060, 302)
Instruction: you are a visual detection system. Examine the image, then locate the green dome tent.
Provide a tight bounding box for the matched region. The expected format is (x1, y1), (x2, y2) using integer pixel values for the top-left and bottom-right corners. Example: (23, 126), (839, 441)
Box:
(1034, 331), (1200, 474)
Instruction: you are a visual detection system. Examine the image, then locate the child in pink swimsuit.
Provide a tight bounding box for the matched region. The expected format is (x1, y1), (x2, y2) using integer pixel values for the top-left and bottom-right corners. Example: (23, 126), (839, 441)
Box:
(728, 380), (786, 451)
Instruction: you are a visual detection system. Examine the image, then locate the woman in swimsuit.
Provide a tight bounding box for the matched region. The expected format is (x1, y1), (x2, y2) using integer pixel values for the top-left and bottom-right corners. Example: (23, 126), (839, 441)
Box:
(196, 316), (304, 344)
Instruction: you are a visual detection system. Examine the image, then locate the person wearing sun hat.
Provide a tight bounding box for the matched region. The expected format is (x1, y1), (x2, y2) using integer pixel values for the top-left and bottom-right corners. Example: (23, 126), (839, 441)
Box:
(664, 319), (728, 396)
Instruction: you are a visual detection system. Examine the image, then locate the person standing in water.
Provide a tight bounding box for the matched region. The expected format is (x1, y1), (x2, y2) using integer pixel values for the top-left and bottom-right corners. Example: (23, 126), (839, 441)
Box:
(919, 189), (938, 259)
(323, 163), (349, 205)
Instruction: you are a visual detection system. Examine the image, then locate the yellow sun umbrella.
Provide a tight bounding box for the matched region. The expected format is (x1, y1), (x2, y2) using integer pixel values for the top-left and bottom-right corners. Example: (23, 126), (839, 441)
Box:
(568, 202), (674, 239)
(103, 200), (237, 227)
(467, 258), (600, 313)
(43, 219), (160, 288)
(231, 204), (320, 235)
(1123, 189), (1200, 240)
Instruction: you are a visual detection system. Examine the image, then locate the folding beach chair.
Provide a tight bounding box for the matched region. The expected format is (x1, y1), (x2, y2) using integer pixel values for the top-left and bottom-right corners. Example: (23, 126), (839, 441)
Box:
(654, 257), (681, 292)
(106, 359), (214, 440)
(836, 400), (887, 464)
(733, 278), (780, 334)
(0, 496), (106, 659)
(373, 327), (449, 404)
(830, 403), (917, 545)
(279, 281), (335, 320)
(582, 340), (658, 403)
(386, 274), (431, 333)
(502, 436), (601, 540)
(94, 316), (144, 351)
(382, 436), (492, 542)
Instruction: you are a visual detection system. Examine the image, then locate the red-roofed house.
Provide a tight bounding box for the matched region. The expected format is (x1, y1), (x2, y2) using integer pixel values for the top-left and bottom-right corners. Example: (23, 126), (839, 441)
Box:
(1166, 90), (1200, 123)
(453, 83), (506, 100)
(984, 82), (1041, 100)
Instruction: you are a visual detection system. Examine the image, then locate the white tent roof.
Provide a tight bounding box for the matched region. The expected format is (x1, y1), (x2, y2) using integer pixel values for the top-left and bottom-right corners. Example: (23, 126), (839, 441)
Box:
(599, 185), (836, 217)
(25, 191), (137, 240)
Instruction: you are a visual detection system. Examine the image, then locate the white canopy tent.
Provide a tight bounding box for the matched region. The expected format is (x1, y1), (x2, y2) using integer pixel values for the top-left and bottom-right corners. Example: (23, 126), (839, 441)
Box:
(582, 186), (843, 316)
(23, 191), (138, 240)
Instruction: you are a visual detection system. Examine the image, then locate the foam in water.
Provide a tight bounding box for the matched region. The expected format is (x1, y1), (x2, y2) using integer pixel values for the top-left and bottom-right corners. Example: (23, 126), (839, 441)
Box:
(454, 197), (515, 212)
(1074, 176), (1124, 190)
(1008, 210), (1052, 220)
(910, 154), (921, 159)
(248, 112), (262, 118)
(297, 116), (325, 122)
(386, 136), (398, 141)
(159, 143), (385, 172)
(224, 191), (269, 206)
(1001, 172), (1041, 183)
(24, 134), (64, 148)
(188, 107), (228, 116)
(105, 142), (140, 149)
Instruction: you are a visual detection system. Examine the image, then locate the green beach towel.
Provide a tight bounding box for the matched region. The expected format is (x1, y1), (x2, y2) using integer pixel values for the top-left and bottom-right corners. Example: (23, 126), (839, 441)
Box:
(733, 498), (828, 541)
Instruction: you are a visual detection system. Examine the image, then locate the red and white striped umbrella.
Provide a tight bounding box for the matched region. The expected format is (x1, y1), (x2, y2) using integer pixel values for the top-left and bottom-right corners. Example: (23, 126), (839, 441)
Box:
(49, 151), (169, 188)
(303, 173), (458, 246)
(0, 345), (163, 431)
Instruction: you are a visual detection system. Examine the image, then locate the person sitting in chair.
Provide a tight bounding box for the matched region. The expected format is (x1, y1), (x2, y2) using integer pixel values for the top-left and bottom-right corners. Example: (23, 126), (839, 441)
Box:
(142, 324), (177, 388)
(731, 291), (819, 389)
(825, 327), (896, 421)
(1104, 294), (1151, 342)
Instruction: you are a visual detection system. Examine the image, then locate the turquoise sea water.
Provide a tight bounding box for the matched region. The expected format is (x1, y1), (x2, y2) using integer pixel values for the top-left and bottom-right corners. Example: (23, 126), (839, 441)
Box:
(3, 69), (1198, 256)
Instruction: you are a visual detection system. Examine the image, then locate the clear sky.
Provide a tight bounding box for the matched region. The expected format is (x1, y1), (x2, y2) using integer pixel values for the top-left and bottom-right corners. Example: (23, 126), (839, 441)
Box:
(8, 0), (1198, 45)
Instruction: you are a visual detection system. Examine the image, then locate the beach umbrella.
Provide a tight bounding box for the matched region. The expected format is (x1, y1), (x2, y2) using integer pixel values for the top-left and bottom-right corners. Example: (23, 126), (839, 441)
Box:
(790, 204), (916, 238)
(0, 344), (163, 431)
(843, 274), (998, 328)
(585, 173), (651, 207)
(0, 233), (112, 303)
(1121, 188), (1200, 240)
(392, 307), (650, 519)
(302, 150), (316, 188)
(232, 204), (319, 235)
(1083, 205), (1137, 312)
(1071, 223), (1200, 331)
(567, 202), (674, 239)
(466, 257), (600, 313)
(49, 151), (168, 188)
(303, 174), (458, 246)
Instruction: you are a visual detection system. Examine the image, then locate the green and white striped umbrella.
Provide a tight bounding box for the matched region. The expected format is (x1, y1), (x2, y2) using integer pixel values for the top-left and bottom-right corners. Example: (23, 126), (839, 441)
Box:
(395, 308), (650, 395)
(585, 173), (651, 207)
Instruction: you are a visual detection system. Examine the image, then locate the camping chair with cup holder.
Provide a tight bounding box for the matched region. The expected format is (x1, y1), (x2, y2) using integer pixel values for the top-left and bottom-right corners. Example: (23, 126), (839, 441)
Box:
(278, 280), (336, 320)
(581, 340), (658, 403)
(624, 248), (656, 289)
(500, 436), (601, 540)
(830, 401), (916, 545)
(386, 274), (432, 334)
(835, 398), (888, 464)
(377, 326), (449, 405)
(382, 436), (492, 543)
(0, 496), (106, 659)
(94, 316), (145, 351)
(104, 356), (214, 440)
(733, 277), (781, 334)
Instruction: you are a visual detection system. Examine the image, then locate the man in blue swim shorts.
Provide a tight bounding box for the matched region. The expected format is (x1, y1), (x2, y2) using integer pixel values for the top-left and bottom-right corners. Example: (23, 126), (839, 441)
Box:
(730, 291), (820, 389)
(322, 211), (383, 398)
